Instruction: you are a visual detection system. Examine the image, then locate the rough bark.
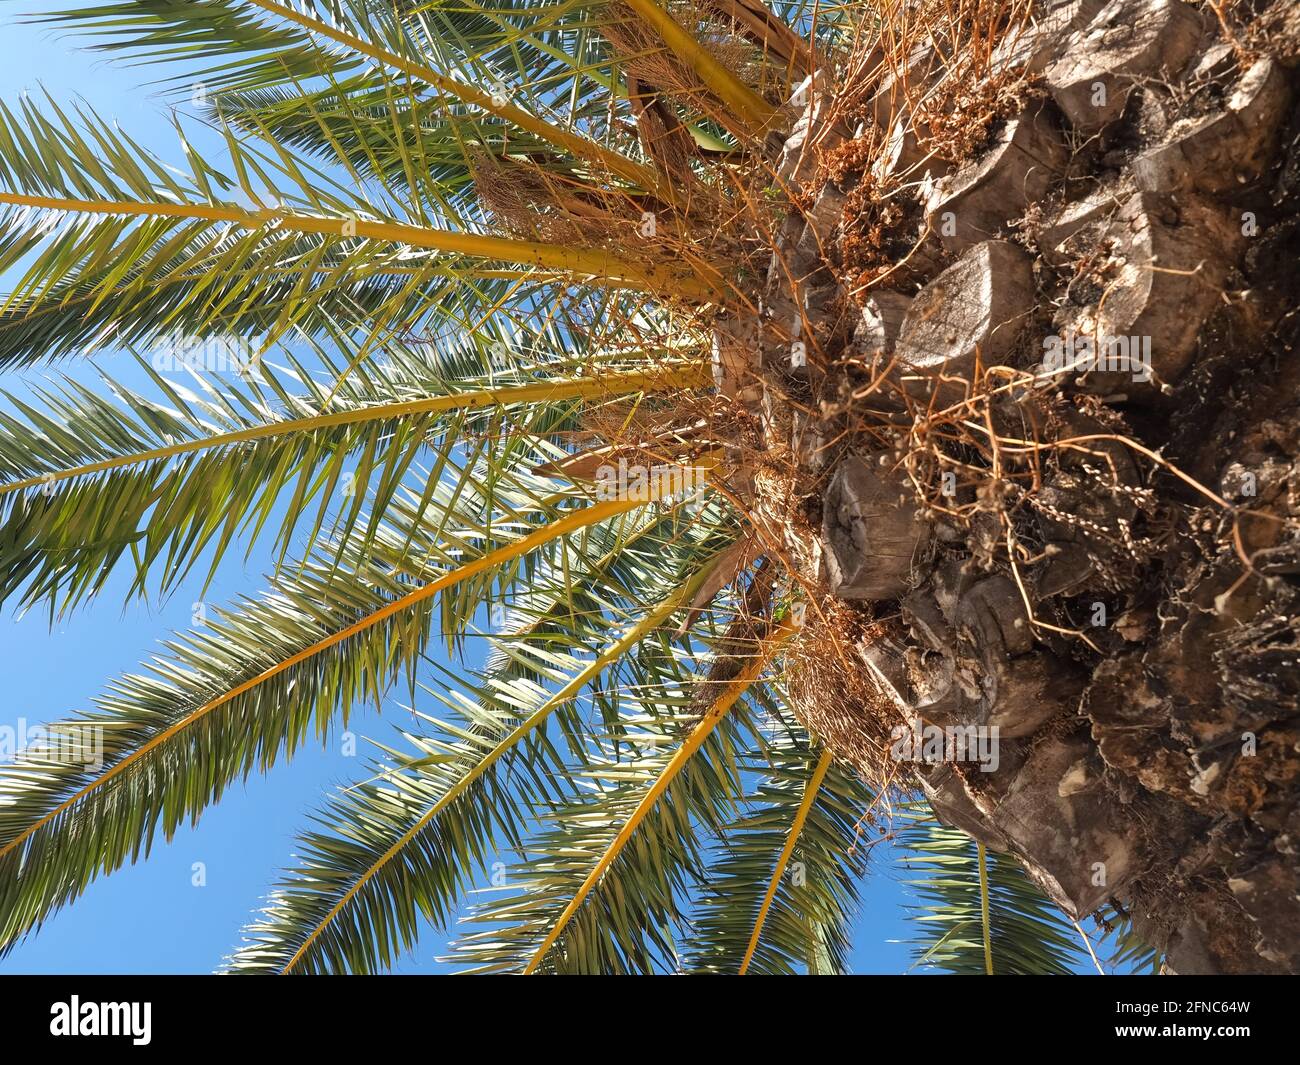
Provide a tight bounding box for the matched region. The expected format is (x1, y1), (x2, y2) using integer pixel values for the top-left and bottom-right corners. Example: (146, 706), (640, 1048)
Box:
(757, 0), (1300, 972)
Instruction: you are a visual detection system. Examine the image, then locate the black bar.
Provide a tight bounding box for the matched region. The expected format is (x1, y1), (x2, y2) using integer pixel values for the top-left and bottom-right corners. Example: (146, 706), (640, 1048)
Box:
(2, 973), (1292, 1051)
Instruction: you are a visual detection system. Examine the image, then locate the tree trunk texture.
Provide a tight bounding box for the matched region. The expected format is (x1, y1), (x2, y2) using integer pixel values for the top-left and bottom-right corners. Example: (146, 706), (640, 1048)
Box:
(754, 0), (1300, 972)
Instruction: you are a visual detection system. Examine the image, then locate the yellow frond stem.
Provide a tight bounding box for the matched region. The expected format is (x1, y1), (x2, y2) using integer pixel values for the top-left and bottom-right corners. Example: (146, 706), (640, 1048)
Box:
(280, 574), (711, 972)
(0, 193), (723, 301)
(621, 0), (781, 138)
(0, 490), (679, 864)
(738, 747), (834, 974)
(523, 614), (797, 974)
(244, 0), (675, 200)
(0, 364), (711, 496)
(978, 841), (993, 975)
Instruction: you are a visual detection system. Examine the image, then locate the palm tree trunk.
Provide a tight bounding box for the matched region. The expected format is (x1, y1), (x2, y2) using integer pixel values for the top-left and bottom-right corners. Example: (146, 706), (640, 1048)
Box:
(758, 0), (1300, 972)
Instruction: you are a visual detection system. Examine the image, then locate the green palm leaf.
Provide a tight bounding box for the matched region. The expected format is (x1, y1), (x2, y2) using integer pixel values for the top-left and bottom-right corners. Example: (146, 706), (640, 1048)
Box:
(0, 319), (700, 614)
(894, 809), (1159, 975)
(684, 723), (870, 975)
(225, 546), (711, 973)
(0, 459), (682, 953)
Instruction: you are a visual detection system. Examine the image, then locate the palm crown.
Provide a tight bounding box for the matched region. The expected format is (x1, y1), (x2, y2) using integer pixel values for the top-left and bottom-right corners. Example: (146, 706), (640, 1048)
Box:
(0, 0), (1151, 974)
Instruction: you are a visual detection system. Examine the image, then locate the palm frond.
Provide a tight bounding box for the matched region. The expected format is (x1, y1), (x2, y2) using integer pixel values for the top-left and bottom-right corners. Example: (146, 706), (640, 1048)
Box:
(0, 326), (701, 614)
(895, 810), (1104, 975)
(684, 720), (869, 975)
(30, 0), (664, 194)
(431, 617), (791, 974)
(738, 747), (834, 973)
(0, 465), (680, 953)
(0, 93), (714, 372)
(225, 553), (714, 973)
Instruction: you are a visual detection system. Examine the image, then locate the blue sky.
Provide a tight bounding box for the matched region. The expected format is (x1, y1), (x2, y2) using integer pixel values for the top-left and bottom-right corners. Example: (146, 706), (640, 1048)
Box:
(0, 1), (919, 975)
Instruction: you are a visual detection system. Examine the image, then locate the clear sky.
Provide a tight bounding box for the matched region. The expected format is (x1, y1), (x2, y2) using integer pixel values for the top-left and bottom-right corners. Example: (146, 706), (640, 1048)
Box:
(0, 1), (920, 975)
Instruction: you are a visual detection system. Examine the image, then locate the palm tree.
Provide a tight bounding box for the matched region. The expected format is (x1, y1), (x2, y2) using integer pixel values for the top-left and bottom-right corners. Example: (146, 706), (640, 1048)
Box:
(0, 0), (1290, 973)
